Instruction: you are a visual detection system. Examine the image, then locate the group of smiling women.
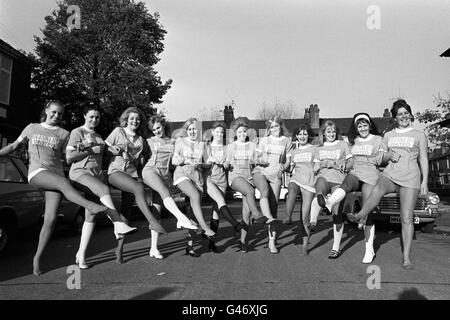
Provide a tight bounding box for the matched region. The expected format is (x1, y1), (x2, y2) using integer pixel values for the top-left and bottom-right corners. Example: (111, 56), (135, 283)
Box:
(0, 98), (428, 274)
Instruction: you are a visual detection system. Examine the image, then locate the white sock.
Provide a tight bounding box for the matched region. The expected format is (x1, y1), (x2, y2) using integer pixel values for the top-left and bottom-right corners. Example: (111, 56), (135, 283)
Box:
(327, 188), (346, 211)
(78, 221), (95, 256)
(163, 197), (189, 222)
(331, 223), (344, 252)
(364, 224), (375, 253)
(150, 230), (159, 252)
(309, 198), (320, 225)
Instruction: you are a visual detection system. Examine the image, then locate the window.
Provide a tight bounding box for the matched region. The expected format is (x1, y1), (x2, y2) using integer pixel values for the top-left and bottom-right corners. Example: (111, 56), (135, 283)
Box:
(0, 53), (13, 105)
(0, 157), (24, 182)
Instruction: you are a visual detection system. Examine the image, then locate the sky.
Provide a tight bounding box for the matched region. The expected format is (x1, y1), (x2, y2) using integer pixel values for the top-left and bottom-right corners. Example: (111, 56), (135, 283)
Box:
(1, 0), (449, 122)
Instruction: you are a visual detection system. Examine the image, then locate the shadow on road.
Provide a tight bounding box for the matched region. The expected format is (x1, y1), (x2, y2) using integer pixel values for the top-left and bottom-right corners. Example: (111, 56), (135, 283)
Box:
(129, 287), (177, 300)
(397, 287), (428, 300)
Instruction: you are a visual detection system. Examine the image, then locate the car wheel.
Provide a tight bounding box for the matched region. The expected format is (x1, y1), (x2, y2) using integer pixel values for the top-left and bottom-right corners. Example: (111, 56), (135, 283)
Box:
(72, 210), (85, 235)
(420, 221), (434, 234)
(0, 221), (10, 255)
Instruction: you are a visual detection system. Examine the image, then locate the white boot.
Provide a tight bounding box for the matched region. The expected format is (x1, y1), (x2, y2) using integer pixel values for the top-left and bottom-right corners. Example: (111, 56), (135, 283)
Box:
(76, 221), (95, 269)
(268, 223), (279, 254)
(113, 221), (137, 240)
(163, 197), (198, 230)
(362, 224), (375, 264)
(309, 198), (320, 229)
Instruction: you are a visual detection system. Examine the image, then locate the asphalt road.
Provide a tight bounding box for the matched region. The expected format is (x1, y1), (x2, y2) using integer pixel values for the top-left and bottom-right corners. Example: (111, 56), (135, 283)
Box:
(1, 200), (449, 300)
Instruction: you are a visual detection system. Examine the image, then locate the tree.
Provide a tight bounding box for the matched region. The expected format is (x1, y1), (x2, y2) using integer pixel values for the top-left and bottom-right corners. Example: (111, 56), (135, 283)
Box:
(255, 99), (301, 120)
(32, 0), (172, 135)
(415, 93), (450, 150)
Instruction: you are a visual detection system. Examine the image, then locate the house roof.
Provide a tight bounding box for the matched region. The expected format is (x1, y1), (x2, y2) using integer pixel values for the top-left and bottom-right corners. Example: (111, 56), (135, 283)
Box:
(440, 47), (450, 57)
(168, 117), (395, 138)
(0, 39), (33, 65)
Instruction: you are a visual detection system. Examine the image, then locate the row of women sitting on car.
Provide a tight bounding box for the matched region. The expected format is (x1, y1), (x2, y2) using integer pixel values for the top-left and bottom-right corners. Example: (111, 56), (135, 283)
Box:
(0, 98), (428, 274)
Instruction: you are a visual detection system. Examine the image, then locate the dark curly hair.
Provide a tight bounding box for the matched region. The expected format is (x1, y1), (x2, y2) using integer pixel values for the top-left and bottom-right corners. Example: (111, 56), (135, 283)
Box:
(347, 112), (379, 145)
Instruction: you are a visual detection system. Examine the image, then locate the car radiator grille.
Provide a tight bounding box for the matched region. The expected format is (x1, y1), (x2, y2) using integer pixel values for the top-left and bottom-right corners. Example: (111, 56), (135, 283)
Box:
(379, 197), (427, 210)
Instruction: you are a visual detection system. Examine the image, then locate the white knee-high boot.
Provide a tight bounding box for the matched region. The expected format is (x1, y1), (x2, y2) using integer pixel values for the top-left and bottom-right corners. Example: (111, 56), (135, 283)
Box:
(326, 188), (346, 213)
(309, 198), (321, 227)
(149, 230), (163, 259)
(163, 197), (197, 230)
(362, 224), (376, 263)
(76, 221), (95, 269)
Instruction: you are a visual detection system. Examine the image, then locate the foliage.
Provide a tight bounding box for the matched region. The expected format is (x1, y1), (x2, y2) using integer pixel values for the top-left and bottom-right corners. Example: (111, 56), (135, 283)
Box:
(255, 99), (301, 119)
(415, 93), (450, 149)
(31, 0), (172, 136)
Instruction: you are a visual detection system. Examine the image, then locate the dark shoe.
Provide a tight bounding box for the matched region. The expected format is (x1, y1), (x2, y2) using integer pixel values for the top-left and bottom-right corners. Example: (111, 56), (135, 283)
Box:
(238, 241), (248, 253)
(317, 194), (331, 216)
(233, 222), (243, 233)
(328, 249), (341, 259)
(209, 240), (220, 253)
(185, 245), (200, 257)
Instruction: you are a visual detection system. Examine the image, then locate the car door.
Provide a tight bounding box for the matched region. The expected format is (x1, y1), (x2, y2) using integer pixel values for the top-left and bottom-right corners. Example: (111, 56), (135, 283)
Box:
(0, 156), (44, 229)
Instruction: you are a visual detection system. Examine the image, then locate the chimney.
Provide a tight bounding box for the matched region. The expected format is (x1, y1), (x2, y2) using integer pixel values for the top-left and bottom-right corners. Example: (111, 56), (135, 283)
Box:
(310, 104), (320, 129)
(383, 108), (391, 118)
(304, 108), (310, 119)
(224, 105), (235, 127)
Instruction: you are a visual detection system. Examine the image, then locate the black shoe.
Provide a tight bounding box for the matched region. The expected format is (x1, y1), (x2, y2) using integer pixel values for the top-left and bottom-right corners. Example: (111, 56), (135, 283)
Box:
(185, 245), (200, 257)
(317, 194), (331, 216)
(238, 241), (248, 253)
(209, 240), (220, 253)
(328, 249), (341, 259)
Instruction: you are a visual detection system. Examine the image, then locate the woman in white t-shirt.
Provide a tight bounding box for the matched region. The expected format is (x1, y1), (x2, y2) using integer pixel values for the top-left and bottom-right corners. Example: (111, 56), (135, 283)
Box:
(348, 100), (429, 270)
(0, 100), (112, 275)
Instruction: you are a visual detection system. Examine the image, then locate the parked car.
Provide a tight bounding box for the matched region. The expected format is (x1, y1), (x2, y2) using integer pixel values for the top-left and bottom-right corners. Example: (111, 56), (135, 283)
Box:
(341, 191), (441, 233)
(0, 155), (84, 254)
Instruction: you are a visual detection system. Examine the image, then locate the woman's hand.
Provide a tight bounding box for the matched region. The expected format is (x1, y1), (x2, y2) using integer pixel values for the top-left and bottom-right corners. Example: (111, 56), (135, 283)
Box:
(388, 151), (401, 163)
(420, 181), (429, 196)
(109, 145), (122, 156)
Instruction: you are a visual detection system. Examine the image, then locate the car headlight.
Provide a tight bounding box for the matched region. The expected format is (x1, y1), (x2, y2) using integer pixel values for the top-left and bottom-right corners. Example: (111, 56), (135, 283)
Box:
(427, 193), (440, 205)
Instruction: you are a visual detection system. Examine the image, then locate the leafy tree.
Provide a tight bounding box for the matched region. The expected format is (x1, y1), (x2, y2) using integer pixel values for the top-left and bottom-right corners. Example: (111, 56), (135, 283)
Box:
(415, 93), (450, 149)
(32, 0), (172, 136)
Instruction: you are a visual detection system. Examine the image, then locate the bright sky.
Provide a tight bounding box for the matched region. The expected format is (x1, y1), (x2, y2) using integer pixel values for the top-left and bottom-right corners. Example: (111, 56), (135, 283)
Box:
(1, 0), (449, 122)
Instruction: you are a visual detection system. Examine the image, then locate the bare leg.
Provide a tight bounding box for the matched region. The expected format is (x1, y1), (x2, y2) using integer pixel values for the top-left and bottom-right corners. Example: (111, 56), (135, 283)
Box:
(177, 180), (214, 236)
(284, 182), (301, 224)
(361, 183), (376, 263)
(231, 177), (262, 217)
(348, 176), (397, 223)
(399, 186), (419, 269)
(30, 171), (107, 214)
(300, 188), (314, 255)
(33, 191), (61, 275)
(108, 172), (165, 234)
(252, 173), (275, 221)
(143, 170), (195, 229)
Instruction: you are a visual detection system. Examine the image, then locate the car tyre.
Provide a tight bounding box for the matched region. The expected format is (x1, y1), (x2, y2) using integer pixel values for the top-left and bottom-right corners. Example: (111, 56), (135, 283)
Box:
(420, 221), (434, 234)
(0, 221), (10, 255)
